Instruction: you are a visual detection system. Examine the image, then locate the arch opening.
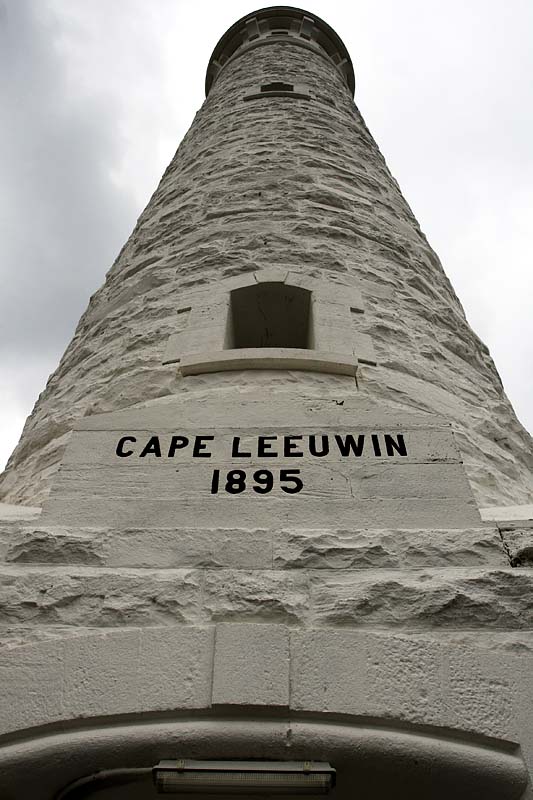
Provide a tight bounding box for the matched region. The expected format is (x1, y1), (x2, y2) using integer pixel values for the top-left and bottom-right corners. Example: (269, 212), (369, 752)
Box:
(228, 282), (312, 350)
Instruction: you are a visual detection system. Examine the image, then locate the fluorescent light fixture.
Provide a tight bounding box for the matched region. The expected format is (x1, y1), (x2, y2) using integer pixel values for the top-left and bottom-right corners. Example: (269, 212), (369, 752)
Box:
(153, 760), (336, 795)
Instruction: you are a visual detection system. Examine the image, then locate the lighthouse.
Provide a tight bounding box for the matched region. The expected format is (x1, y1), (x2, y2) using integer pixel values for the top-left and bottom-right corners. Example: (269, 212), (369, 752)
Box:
(1, 6), (532, 799)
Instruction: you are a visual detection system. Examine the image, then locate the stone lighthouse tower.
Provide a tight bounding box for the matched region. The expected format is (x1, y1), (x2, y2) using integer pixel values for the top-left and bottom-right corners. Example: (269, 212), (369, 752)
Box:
(1, 6), (533, 799)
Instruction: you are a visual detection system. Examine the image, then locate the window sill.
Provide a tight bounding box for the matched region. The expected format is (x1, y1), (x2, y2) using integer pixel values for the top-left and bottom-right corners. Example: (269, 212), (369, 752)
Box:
(177, 348), (358, 377)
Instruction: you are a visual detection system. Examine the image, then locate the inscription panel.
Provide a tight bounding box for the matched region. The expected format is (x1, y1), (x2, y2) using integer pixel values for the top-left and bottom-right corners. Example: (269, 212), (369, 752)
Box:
(42, 398), (481, 530)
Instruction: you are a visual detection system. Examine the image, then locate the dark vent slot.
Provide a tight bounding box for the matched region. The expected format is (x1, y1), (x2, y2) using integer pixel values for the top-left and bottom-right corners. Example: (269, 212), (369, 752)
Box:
(261, 82), (294, 93)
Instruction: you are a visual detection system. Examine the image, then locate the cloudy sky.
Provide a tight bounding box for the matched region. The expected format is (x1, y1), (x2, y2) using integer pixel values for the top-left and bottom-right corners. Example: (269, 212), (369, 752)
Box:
(1, 0), (532, 470)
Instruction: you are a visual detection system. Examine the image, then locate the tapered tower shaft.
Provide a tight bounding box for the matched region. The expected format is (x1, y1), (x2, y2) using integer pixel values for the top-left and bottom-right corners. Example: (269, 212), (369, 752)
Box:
(1, 6), (531, 509)
(2, 10), (533, 798)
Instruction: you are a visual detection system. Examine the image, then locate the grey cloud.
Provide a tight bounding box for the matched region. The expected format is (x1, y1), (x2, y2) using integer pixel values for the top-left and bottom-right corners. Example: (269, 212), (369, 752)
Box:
(0, 0), (137, 362)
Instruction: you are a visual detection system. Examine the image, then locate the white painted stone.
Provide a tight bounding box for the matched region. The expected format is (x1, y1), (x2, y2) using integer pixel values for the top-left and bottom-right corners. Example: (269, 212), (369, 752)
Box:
(5, 526), (107, 565)
(0, 624), (532, 797)
(3, 108), (531, 508)
(2, 561), (533, 630)
(254, 268), (289, 283)
(3, 525), (509, 570)
(4, 526), (273, 569)
(273, 527), (507, 569)
(352, 331), (378, 365)
(163, 325), (228, 362)
(0, 566), (202, 626)
(501, 527), (533, 566)
(63, 629), (140, 717)
(70, 394), (451, 431)
(289, 629), (522, 740)
(0, 503), (41, 521)
(213, 622), (289, 706)
(137, 626), (214, 709)
(290, 629), (368, 715)
(178, 347), (358, 376)
(481, 504), (533, 522)
(0, 8), (531, 795)
(0, 639), (64, 731)
(37, 396), (481, 530)
(105, 527), (273, 569)
(308, 567), (533, 628)
(161, 270), (372, 374)
(42, 493), (482, 530)
(444, 644), (515, 739)
(204, 570), (308, 625)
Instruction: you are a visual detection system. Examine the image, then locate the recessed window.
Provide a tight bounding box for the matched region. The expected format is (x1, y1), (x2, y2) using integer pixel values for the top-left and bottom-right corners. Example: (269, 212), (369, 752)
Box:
(261, 82), (294, 93)
(162, 270), (369, 377)
(243, 83), (310, 101)
(227, 282), (311, 349)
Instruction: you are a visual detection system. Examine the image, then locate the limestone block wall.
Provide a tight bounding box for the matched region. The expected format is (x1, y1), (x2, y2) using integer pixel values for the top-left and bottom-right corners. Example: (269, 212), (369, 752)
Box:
(1, 623), (531, 798)
(2, 489), (533, 797)
(1, 26), (532, 509)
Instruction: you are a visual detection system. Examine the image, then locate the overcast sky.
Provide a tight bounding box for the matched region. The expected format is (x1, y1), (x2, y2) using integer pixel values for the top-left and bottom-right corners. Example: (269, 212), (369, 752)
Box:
(1, 0), (532, 470)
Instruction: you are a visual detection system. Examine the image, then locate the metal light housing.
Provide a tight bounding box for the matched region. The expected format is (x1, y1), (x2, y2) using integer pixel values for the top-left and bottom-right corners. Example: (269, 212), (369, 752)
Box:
(153, 760), (336, 795)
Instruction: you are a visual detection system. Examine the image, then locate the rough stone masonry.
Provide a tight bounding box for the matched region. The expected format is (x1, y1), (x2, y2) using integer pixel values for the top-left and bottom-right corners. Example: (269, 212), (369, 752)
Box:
(1, 7), (533, 800)
(0, 8), (532, 510)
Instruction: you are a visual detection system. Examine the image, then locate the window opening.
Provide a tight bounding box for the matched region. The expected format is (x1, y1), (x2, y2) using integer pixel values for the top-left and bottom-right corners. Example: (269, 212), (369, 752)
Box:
(244, 83), (310, 102)
(261, 82), (294, 93)
(228, 282), (311, 349)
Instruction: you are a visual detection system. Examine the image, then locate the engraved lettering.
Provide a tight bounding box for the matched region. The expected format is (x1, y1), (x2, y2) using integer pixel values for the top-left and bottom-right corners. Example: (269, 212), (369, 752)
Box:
(257, 435), (278, 457)
(139, 436), (162, 457)
(193, 435), (214, 457)
(116, 436), (136, 457)
(168, 436), (189, 457)
(232, 436), (252, 457)
(384, 433), (407, 457)
(308, 434), (329, 457)
(334, 434), (365, 457)
(284, 435), (303, 457)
